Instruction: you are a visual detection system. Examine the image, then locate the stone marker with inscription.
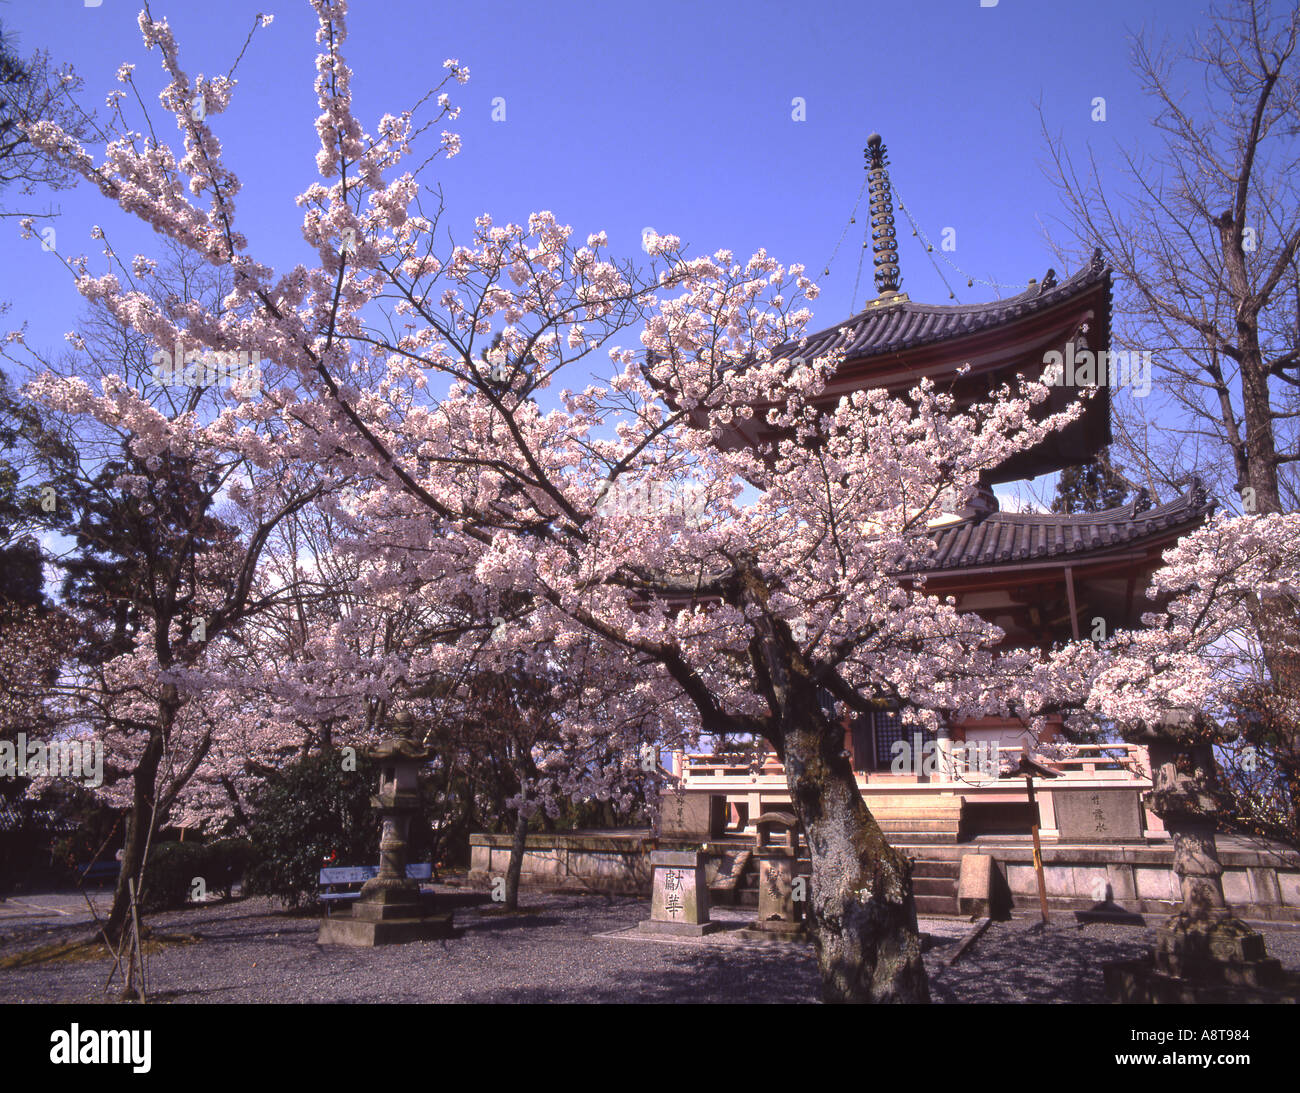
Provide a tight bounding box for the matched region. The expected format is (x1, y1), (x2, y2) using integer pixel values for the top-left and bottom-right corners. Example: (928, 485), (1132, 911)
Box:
(657, 789), (725, 840)
(756, 856), (804, 934)
(737, 811), (809, 941)
(638, 849), (719, 936)
(1055, 788), (1143, 842)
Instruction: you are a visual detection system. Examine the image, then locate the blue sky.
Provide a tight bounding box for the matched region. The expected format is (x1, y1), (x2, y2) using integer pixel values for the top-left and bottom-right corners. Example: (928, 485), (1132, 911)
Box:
(1, 0), (1212, 505)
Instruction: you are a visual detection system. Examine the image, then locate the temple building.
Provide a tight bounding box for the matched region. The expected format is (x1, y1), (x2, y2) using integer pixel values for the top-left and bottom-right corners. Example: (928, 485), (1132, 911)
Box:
(472, 137), (1300, 920)
(672, 135), (1209, 846)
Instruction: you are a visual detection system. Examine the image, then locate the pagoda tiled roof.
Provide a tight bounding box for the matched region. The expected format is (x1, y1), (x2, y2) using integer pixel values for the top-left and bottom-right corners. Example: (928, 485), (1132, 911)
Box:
(773, 252), (1109, 368)
(921, 481), (1213, 573)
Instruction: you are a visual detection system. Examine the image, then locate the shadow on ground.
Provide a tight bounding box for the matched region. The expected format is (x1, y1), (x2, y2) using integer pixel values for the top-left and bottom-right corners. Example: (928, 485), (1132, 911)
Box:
(7, 893), (1275, 1005)
(454, 943), (820, 1004)
(929, 921), (1149, 1003)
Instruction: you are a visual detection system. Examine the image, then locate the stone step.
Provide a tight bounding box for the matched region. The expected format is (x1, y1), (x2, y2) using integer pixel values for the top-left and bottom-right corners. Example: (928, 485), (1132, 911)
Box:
(735, 889), (961, 913)
(914, 892), (961, 916)
(874, 817), (962, 833)
(709, 849), (751, 892)
(863, 811), (965, 820)
(865, 807), (964, 820)
(720, 850), (961, 914)
(912, 876), (959, 897)
(862, 798), (963, 811)
(909, 859), (961, 880)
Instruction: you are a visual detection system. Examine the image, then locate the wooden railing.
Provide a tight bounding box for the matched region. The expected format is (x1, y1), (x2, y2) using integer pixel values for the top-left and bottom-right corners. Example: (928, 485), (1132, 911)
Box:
(679, 752), (783, 782)
(1032, 742), (1150, 779)
(679, 741), (1151, 785)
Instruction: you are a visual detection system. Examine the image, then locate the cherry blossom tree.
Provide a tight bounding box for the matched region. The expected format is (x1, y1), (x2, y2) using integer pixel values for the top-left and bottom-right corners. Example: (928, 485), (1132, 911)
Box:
(16, 1), (1101, 1002)
(1084, 511), (1300, 839)
(1030, 510), (1298, 960)
(1040, 0), (1300, 837)
(11, 266), (328, 945)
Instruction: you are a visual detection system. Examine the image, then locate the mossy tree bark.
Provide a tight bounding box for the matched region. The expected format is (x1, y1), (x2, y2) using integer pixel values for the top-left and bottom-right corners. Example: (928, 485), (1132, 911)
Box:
(737, 563), (929, 1002)
(776, 691), (929, 1003)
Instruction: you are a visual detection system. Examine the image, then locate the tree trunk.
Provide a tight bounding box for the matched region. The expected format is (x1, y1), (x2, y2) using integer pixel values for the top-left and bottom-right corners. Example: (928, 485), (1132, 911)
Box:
(1285, 766), (1300, 846)
(1234, 303), (1299, 842)
(106, 686), (179, 944)
(781, 707), (929, 1003)
(106, 728), (164, 944)
(503, 806), (527, 911)
(219, 774), (253, 835)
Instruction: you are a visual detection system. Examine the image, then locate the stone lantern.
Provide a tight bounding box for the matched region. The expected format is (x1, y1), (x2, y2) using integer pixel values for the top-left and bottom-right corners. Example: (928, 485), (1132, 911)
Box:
(318, 712), (454, 946)
(737, 811), (809, 941)
(355, 732), (427, 915)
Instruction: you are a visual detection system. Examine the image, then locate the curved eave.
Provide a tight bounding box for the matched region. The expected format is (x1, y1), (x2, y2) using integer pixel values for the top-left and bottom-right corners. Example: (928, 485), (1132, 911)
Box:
(775, 259), (1111, 370)
(693, 260), (1114, 481)
(917, 483), (1214, 578)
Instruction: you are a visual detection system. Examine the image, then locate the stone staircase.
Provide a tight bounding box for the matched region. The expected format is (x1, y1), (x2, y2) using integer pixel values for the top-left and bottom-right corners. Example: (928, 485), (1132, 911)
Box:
(862, 795), (963, 844)
(908, 856), (961, 916)
(705, 797), (964, 914)
(708, 848), (751, 906)
(709, 847), (811, 910)
(714, 850), (960, 916)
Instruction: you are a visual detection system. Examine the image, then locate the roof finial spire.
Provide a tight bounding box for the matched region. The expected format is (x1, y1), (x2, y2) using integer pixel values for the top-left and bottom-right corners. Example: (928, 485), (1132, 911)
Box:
(865, 133), (900, 295)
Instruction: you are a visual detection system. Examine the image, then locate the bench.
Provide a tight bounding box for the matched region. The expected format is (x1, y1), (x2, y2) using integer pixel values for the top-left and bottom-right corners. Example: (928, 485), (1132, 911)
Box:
(77, 861), (120, 887)
(318, 863), (433, 914)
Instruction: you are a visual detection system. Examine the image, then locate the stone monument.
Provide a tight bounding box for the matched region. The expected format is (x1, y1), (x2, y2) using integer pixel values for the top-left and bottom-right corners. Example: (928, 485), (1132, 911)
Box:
(657, 787), (726, 840)
(318, 719), (454, 947)
(638, 849), (720, 936)
(1054, 787), (1144, 842)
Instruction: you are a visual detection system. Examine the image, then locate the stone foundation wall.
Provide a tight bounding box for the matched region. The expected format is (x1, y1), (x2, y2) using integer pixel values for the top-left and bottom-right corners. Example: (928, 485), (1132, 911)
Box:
(908, 842), (1300, 921)
(469, 832), (696, 895)
(469, 831), (1300, 920)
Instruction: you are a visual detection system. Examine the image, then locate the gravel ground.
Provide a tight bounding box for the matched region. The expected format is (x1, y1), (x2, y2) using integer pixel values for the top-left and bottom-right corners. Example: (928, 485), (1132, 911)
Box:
(2, 889), (1298, 1004)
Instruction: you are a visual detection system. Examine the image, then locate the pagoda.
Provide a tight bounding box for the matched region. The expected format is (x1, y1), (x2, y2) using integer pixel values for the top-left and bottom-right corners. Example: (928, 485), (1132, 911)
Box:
(709, 135), (1114, 486)
(470, 138), (1300, 920)
(471, 139), (1300, 924)
(674, 134), (1213, 847)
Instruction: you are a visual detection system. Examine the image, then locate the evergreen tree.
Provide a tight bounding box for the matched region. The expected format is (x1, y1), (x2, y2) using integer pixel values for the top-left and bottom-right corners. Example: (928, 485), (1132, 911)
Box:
(0, 371), (81, 798)
(1050, 450), (1129, 513)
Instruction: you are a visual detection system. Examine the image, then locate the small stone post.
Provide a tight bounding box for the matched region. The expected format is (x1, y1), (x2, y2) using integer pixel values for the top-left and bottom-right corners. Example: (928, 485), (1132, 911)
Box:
(741, 812), (808, 940)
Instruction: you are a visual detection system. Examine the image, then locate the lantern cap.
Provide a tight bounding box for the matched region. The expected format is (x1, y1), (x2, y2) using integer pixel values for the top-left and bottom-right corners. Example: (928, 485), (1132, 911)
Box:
(369, 736), (430, 763)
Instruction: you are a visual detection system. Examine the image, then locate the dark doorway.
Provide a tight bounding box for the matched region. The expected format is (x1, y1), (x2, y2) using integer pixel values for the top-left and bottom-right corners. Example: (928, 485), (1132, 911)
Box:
(850, 708), (932, 772)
